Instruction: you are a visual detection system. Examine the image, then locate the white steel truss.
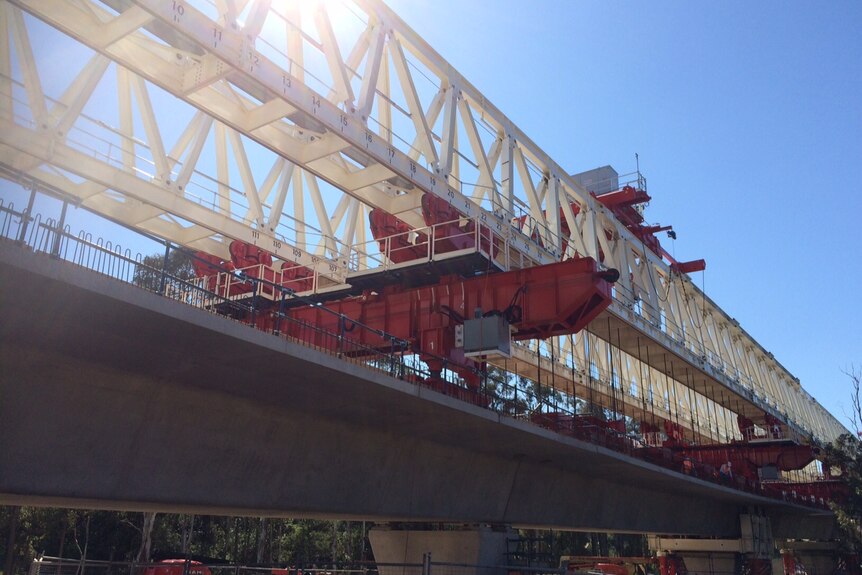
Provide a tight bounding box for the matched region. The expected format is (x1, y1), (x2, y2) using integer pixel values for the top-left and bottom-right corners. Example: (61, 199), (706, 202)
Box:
(0, 0), (845, 442)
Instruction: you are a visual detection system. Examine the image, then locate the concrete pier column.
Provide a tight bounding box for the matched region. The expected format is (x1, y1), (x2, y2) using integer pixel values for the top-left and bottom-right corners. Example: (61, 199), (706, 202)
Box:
(369, 525), (514, 575)
(780, 543), (841, 575)
(649, 513), (778, 574)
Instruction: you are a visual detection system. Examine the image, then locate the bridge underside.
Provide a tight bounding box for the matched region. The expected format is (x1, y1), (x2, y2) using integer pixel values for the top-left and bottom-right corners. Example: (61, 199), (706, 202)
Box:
(0, 241), (833, 539)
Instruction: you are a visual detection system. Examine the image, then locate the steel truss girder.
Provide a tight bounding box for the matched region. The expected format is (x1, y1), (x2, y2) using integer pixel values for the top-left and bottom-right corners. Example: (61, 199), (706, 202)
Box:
(50, 0), (551, 257)
(1, 1), (381, 279)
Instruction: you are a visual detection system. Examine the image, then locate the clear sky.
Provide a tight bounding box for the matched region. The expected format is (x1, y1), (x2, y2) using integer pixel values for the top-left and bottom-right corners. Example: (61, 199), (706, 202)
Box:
(383, 0), (862, 425)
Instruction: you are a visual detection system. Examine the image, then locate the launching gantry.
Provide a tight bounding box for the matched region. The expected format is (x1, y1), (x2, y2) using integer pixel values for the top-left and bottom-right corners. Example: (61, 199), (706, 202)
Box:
(0, 0), (845, 457)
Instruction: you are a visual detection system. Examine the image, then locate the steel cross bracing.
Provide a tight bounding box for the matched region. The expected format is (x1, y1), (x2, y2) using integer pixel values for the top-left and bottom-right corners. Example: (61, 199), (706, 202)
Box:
(0, 0), (845, 443)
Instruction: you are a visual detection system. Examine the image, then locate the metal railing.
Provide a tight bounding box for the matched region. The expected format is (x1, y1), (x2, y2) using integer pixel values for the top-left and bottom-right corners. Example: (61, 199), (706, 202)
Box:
(28, 557), (562, 575)
(28, 557), (392, 575)
(347, 216), (533, 277)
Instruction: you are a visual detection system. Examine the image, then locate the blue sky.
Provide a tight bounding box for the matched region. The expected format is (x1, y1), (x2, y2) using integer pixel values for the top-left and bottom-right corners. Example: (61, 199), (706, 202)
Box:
(385, 0), (862, 425)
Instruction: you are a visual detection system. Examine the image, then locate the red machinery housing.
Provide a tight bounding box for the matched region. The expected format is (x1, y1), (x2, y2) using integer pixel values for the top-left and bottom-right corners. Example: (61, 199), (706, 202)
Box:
(508, 184), (705, 274)
(277, 256), (617, 388)
(369, 208), (429, 263)
(635, 413), (847, 506)
(194, 241), (313, 298)
(143, 561), (211, 575)
(562, 554), (687, 575)
(368, 193), (499, 265)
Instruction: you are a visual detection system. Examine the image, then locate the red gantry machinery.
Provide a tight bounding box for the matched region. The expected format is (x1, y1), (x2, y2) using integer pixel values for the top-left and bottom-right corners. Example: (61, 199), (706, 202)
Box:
(194, 207), (618, 401)
(509, 182), (705, 274)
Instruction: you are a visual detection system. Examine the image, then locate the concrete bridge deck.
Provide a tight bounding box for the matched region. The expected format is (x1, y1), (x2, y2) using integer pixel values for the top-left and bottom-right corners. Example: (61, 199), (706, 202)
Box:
(0, 241), (833, 539)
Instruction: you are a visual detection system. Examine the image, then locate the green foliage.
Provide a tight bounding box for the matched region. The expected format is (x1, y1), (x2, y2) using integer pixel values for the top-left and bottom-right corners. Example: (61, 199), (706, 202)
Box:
(826, 433), (862, 552)
(1, 510), (373, 575)
(1, 507), (651, 575)
(0, 509), (142, 574)
(142, 516), (370, 566)
(510, 529), (647, 566)
(485, 366), (572, 416)
(276, 520), (357, 565)
(825, 368), (862, 552)
(133, 248), (196, 292)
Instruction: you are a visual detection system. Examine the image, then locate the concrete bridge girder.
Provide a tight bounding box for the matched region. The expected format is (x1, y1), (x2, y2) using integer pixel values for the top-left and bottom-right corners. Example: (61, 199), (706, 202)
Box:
(0, 243), (833, 539)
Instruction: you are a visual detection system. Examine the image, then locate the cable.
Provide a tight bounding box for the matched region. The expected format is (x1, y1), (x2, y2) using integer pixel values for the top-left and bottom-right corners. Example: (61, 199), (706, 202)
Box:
(569, 334), (578, 415)
(438, 304), (464, 323)
(666, 355), (681, 441)
(680, 274), (702, 327)
(616, 326), (627, 424)
(607, 316), (618, 417)
(685, 373), (698, 446)
(585, 331), (595, 413)
(643, 245), (672, 304)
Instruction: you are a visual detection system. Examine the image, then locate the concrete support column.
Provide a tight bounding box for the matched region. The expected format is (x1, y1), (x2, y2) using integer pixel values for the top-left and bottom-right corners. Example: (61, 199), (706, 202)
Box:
(649, 513), (777, 575)
(780, 543), (841, 575)
(369, 525), (514, 575)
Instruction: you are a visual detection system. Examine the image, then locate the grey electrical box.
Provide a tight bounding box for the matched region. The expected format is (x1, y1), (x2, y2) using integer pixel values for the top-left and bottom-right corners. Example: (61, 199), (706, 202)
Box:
(758, 465), (780, 481)
(462, 315), (511, 358)
(570, 165), (619, 196)
(757, 465), (781, 481)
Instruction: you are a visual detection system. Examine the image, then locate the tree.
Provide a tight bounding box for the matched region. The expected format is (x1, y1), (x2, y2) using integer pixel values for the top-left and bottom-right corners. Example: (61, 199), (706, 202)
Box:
(133, 248), (196, 292)
(3, 507), (19, 575)
(484, 364), (575, 417)
(133, 513), (157, 563)
(824, 367), (862, 552)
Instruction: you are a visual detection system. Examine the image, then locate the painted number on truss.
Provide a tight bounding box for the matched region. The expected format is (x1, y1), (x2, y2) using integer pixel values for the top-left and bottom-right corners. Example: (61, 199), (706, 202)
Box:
(247, 49), (259, 73)
(212, 27), (222, 48)
(172, 1), (185, 22)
